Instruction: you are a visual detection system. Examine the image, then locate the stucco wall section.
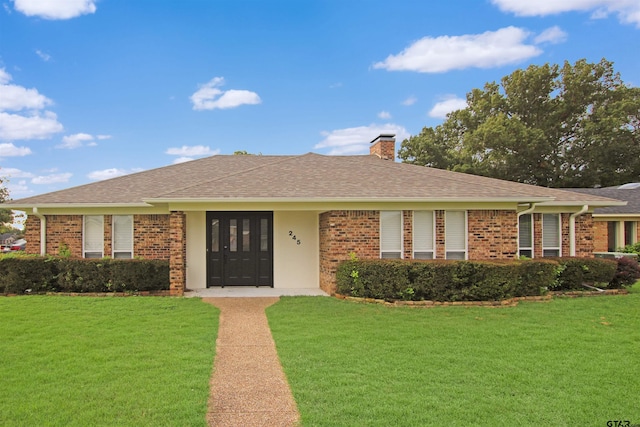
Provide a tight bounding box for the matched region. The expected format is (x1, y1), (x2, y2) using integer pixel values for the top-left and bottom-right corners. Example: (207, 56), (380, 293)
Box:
(468, 210), (518, 260)
(274, 211), (319, 289)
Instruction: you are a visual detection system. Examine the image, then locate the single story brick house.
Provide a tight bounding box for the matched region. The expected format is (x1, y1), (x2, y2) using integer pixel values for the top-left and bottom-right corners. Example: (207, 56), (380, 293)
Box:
(570, 184), (639, 252)
(3, 135), (624, 295)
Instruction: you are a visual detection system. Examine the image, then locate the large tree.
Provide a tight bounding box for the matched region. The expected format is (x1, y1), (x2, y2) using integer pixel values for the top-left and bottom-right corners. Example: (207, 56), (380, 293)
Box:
(0, 176), (16, 234)
(398, 59), (640, 188)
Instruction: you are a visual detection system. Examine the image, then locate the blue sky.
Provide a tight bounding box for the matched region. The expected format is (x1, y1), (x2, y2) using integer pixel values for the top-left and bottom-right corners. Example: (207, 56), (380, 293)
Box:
(1, 0), (639, 198)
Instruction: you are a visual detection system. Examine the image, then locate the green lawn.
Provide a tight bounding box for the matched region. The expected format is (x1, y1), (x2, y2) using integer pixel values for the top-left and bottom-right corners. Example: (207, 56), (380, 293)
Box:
(0, 296), (219, 427)
(268, 286), (640, 426)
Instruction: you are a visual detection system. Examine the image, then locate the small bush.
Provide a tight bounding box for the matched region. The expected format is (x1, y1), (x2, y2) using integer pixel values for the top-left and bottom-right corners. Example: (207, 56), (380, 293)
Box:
(621, 242), (640, 255)
(609, 257), (640, 288)
(551, 257), (617, 290)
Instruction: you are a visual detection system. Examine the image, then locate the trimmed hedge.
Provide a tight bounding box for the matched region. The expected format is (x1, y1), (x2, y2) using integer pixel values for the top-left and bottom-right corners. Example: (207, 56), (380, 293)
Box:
(0, 256), (169, 295)
(610, 257), (640, 288)
(551, 257), (618, 291)
(336, 257), (620, 302)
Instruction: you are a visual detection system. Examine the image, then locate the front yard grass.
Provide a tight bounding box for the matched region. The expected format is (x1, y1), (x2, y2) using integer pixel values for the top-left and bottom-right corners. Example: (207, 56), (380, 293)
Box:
(0, 296), (218, 426)
(268, 284), (640, 426)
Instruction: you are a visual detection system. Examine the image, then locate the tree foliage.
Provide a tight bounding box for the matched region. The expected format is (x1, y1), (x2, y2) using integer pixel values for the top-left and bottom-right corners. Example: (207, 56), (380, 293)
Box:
(398, 59), (640, 187)
(0, 176), (16, 234)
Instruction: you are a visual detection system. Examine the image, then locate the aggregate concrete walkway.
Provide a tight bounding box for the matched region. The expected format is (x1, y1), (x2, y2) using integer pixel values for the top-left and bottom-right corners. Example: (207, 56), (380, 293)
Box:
(202, 297), (300, 427)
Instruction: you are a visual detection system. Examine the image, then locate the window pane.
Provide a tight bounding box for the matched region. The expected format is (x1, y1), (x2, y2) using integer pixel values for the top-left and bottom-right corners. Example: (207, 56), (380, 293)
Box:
(446, 251), (465, 260)
(113, 215), (133, 252)
(414, 211), (434, 252)
(380, 211), (402, 254)
(84, 215), (103, 256)
(543, 249), (560, 257)
(542, 214), (560, 248)
(242, 219), (250, 252)
(607, 221), (617, 252)
(624, 221), (635, 246)
(381, 252), (402, 259)
(229, 219), (237, 252)
(211, 219), (220, 252)
(414, 251), (434, 260)
(519, 249), (533, 258)
(260, 219), (268, 251)
(445, 211), (466, 252)
(113, 252), (132, 259)
(519, 214), (532, 247)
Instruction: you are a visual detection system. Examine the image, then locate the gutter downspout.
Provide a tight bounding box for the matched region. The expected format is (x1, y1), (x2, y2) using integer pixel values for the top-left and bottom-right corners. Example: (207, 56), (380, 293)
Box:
(32, 207), (46, 256)
(569, 205), (589, 257)
(517, 203), (537, 218)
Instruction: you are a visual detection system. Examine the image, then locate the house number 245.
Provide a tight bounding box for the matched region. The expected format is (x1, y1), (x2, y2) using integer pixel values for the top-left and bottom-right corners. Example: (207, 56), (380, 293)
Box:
(288, 231), (301, 245)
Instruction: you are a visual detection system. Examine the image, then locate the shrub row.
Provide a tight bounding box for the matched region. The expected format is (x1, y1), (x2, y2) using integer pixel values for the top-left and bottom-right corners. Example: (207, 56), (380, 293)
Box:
(336, 257), (627, 302)
(0, 256), (170, 295)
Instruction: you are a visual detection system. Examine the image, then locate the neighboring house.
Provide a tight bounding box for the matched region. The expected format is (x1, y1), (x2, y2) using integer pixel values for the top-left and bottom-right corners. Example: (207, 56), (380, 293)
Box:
(570, 184), (640, 252)
(3, 135), (624, 295)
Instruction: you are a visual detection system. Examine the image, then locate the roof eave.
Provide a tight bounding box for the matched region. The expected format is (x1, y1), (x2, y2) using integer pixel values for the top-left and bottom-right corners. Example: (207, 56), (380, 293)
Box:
(143, 196), (554, 204)
(1, 202), (154, 209)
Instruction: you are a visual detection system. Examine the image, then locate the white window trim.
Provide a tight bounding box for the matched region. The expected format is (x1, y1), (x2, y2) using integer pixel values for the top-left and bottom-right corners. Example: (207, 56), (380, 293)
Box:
(542, 213), (562, 257)
(83, 215), (104, 258)
(518, 213), (534, 258)
(445, 210), (467, 260)
(380, 210), (403, 259)
(413, 210), (435, 259)
(112, 215), (134, 259)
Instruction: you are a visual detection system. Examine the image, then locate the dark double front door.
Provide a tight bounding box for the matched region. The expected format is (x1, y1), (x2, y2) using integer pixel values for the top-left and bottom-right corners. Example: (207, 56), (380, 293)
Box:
(206, 212), (273, 287)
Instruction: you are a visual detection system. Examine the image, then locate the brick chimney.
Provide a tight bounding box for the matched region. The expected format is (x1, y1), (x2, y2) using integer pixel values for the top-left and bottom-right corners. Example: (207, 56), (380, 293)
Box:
(370, 134), (396, 160)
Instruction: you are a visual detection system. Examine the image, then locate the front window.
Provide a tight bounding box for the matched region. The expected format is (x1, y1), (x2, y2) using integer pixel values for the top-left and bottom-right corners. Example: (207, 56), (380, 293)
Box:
(542, 214), (561, 257)
(83, 215), (104, 258)
(113, 215), (133, 259)
(380, 211), (402, 259)
(445, 211), (467, 260)
(413, 210), (434, 259)
(518, 214), (533, 258)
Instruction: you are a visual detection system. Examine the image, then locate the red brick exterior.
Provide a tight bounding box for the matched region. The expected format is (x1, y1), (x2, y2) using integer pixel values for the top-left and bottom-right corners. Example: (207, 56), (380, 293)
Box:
(24, 214), (172, 260)
(134, 215), (171, 260)
(435, 210), (446, 259)
(319, 210), (379, 294)
(574, 214), (594, 257)
(169, 211), (186, 295)
(369, 139), (395, 160)
(467, 210), (518, 259)
(593, 221), (608, 252)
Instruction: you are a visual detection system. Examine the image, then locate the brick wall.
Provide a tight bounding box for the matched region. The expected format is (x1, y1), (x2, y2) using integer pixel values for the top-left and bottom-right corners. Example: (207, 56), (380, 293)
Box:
(24, 213), (172, 260)
(574, 213), (594, 257)
(592, 221), (608, 252)
(169, 211), (186, 295)
(467, 210), (518, 259)
(369, 139), (395, 160)
(134, 214), (171, 260)
(403, 210), (413, 259)
(319, 210), (379, 294)
(435, 210), (446, 259)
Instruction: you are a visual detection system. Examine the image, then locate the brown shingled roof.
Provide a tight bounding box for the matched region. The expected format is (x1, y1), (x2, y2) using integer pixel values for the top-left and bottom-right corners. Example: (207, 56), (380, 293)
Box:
(4, 153), (623, 207)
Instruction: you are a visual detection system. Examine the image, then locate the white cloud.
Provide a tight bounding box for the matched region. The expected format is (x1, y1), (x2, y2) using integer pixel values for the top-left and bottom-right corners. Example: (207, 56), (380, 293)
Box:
(87, 168), (142, 181)
(0, 68), (63, 141)
(429, 96), (468, 119)
(0, 81), (53, 111)
(190, 77), (261, 110)
(402, 96), (417, 106)
(35, 49), (51, 61)
(0, 111), (64, 140)
(165, 145), (219, 156)
(534, 26), (568, 44)
(31, 172), (72, 184)
(0, 142), (32, 157)
(314, 123), (410, 155)
(6, 180), (31, 197)
(378, 111), (391, 119)
(0, 167), (34, 178)
(57, 132), (95, 149)
(491, 0), (640, 26)
(0, 69), (11, 85)
(173, 156), (194, 164)
(12, 0), (97, 20)
(96, 134), (111, 140)
(373, 26), (542, 73)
